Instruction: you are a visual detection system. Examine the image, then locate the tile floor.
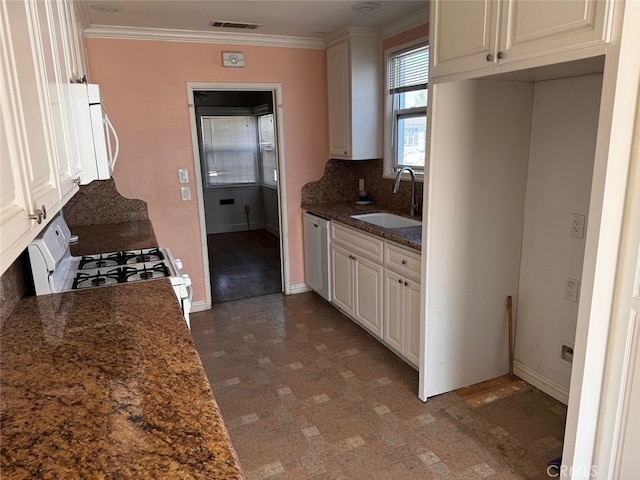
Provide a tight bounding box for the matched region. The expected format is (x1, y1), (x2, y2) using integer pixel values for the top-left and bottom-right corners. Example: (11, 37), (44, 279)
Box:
(191, 292), (566, 480)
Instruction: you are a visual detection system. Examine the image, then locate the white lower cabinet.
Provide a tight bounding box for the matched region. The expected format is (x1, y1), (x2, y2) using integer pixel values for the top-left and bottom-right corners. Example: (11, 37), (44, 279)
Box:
(384, 272), (421, 367)
(383, 249), (422, 368)
(331, 227), (383, 339)
(331, 243), (355, 316)
(330, 222), (421, 364)
(353, 255), (384, 338)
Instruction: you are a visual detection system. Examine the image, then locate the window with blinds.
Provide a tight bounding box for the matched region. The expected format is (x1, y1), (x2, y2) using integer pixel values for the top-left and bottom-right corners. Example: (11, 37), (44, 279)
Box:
(258, 114), (277, 188)
(201, 116), (258, 186)
(386, 43), (428, 172)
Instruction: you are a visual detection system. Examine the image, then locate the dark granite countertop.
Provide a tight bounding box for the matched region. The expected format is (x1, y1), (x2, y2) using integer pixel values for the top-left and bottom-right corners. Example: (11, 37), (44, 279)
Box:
(302, 202), (422, 251)
(0, 281), (243, 479)
(69, 220), (158, 256)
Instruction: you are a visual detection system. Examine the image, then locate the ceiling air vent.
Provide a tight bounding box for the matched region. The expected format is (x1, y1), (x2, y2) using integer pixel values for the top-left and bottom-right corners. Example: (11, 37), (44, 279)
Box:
(209, 20), (261, 30)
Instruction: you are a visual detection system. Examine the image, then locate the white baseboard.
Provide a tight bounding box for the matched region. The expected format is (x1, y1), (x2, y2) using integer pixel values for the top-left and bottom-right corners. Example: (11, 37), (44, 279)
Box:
(289, 283), (313, 294)
(513, 359), (569, 405)
(190, 300), (209, 313)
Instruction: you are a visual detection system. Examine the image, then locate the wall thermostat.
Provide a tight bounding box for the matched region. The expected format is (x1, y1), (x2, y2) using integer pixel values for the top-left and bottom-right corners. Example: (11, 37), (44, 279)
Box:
(222, 52), (245, 67)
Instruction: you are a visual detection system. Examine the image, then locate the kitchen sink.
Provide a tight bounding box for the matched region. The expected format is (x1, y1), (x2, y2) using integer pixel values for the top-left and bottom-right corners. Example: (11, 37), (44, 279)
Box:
(350, 213), (422, 229)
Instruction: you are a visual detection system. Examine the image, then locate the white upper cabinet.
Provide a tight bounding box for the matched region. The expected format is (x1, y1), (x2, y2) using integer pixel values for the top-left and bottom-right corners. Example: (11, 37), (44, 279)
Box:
(0, 0), (86, 275)
(32, 0), (81, 204)
(430, 0), (498, 77)
(326, 28), (381, 160)
(1, 0), (60, 273)
(327, 41), (351, 159)
(431, 0), (614, 79)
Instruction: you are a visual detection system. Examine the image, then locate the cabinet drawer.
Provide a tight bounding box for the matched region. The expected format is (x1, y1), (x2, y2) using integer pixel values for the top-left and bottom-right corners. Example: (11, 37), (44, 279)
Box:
(384, 242), (421, 279)
(332, 223), (383, 263)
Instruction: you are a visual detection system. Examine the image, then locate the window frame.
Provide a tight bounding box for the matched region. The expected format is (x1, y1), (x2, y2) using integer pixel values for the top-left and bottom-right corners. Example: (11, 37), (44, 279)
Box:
(383, 38), (429, 181)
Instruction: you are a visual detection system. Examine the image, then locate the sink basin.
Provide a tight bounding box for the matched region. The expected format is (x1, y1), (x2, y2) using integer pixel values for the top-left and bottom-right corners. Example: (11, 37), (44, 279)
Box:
(350, 213), (422, 229)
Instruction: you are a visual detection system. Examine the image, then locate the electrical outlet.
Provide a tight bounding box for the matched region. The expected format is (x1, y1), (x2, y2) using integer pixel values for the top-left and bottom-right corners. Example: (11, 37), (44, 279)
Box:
(569, 214), (585, 238)
(180, 186), (191, 201)
(561, 344), (574, 364)
(563, 277), (579, 302)
(178, 169), (189, 184)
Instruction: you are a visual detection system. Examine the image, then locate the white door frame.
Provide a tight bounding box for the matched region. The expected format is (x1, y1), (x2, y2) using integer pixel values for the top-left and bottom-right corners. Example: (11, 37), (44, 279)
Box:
(186, 82), (290, 309)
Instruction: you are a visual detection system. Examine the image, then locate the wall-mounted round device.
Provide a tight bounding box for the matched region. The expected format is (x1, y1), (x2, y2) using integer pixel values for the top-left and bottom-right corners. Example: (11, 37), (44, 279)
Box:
(222, 52), (245, 68)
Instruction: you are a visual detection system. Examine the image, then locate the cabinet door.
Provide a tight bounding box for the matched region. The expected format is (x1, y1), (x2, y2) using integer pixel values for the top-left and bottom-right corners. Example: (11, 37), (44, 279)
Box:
(499, 0), (611, 63)
(331, 243), (354, 316)
(0, 82), (32, 274)
(327, 40), (351, 159)
(430, 0), (498, 78)
(383, 270), (404, 353)
(32, 0), (79, 204)
(52, 1), (82, 184)
(404, 278), (422, 368)
(3, 1), (60, 221)
(354, 256), (384, 338)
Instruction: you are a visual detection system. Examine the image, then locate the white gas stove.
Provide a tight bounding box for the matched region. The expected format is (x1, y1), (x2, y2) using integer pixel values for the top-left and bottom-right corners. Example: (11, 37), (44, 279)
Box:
(27, 214), (193, 329)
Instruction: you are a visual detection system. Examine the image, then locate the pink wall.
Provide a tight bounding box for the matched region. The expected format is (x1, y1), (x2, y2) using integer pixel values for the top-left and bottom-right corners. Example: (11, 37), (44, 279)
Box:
(84, 38), (329, 303)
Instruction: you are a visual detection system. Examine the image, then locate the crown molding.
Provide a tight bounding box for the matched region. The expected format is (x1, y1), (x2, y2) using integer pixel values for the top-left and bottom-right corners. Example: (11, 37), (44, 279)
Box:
(73, 1), (91, 30)
(324, 26), (381, 46)
(381, 8), (429, 39)
(83, 25), (327, 50)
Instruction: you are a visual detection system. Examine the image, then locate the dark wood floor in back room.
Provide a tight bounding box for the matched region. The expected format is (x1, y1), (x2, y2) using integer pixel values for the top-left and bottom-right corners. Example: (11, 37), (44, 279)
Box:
(208, 229), (282, 303)
(191, 292), (567, 480)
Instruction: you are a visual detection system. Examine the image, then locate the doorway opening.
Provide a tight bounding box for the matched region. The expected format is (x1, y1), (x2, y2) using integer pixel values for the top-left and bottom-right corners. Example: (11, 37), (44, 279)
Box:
(188, 85), (288, 305)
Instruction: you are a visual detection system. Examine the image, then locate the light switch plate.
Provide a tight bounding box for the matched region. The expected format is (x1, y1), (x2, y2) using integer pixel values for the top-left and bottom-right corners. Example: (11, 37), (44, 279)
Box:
(181, 186), (191, 201)
(178, 169), (189, 184)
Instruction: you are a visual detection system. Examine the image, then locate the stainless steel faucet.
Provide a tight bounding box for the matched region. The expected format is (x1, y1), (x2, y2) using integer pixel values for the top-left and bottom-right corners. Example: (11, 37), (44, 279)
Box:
(392, 166), (418, 217)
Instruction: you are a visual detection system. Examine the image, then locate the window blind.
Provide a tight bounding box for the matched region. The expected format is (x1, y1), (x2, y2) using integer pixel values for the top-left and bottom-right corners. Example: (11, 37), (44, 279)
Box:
(259, 114), (277, 188)
(388, 45), (429, 94)
(201, 116), (258, 186)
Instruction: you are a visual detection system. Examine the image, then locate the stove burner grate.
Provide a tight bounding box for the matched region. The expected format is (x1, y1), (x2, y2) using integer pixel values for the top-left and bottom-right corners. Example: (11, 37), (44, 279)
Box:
(123, 263), (171, 283)
(78, 248), (166, 270)
(124, 248), (164, 265)
(72, 269), (124, 290)
(78, 252), (124, 270)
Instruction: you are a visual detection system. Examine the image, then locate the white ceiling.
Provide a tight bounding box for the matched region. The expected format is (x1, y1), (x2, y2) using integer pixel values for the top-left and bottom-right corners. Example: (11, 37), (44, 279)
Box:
(79, 1), (428, 39)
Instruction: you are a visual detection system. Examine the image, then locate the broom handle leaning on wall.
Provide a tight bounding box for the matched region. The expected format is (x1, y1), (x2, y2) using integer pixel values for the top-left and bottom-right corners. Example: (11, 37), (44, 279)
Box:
(507, 296), (514, 381)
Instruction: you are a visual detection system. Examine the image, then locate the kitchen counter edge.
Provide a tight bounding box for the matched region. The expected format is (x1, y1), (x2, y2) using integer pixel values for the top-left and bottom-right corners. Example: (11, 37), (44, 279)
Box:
(302, 202), (422, 251)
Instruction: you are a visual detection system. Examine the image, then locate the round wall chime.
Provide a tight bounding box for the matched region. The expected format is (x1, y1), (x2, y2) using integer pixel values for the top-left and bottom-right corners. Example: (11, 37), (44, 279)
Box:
(222, 52), (245, 68)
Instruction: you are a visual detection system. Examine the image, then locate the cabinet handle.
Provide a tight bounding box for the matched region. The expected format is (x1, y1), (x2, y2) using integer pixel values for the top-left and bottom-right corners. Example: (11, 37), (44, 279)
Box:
(29, 205), (46, 224)
(349, 254), (356, 260)
(486, 53), (493, 62)
(404, 281), (409, 286)
(497, 51), (504, 60)
(398, 278), (402, 284)
(401, 260), (407, 265)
